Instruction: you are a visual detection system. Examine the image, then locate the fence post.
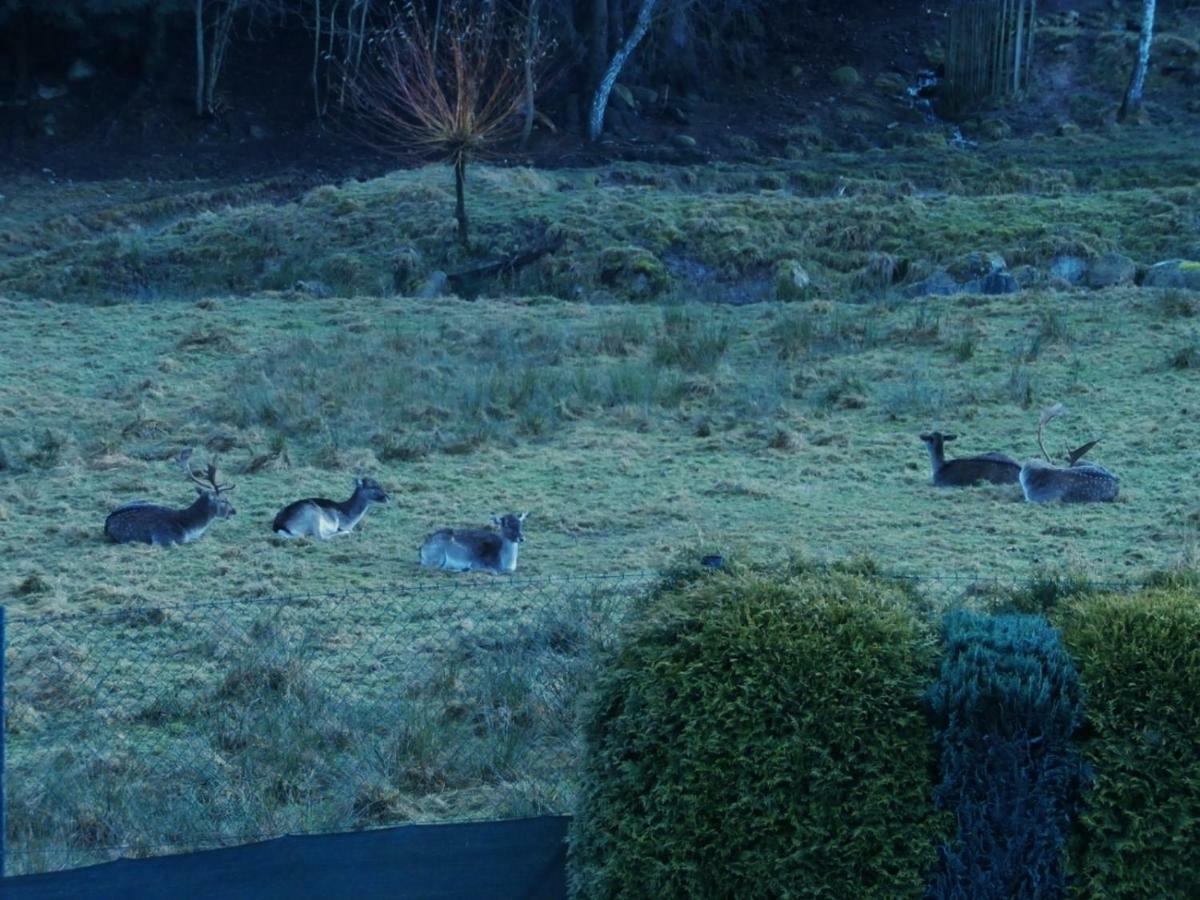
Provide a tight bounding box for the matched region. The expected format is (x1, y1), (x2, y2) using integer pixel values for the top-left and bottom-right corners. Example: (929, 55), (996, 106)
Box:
(1, 605), (6, 879)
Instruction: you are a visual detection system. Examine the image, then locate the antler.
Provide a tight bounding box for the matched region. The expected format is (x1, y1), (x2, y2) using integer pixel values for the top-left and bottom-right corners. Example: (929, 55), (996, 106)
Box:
(1067, 438), (1102, 466)
(1037, 403), (1066, 463)
(178, 448), (235, 493)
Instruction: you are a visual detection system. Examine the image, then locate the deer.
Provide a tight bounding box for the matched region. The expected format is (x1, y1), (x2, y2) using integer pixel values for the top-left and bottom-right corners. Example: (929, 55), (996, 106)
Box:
(918, 432), (1020, 487)
(419, 512), (528, 573)
(104, 449), (236, 546)
(272, 477), (391, 539)
(1019, 404), (1119, 503)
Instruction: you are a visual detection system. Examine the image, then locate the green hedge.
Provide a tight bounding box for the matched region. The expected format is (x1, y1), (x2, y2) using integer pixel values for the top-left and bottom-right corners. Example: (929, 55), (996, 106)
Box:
(1058, 588), (1200, 897)
(568, 568), (947, 899)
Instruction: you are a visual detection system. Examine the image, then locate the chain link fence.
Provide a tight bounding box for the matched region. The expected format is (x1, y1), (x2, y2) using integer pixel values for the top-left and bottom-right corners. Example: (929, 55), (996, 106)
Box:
(1, 569), (1138, 876)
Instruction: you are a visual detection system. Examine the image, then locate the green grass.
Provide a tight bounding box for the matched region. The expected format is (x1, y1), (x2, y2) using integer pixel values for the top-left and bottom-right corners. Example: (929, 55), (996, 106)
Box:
(4, 126), (1200, 874)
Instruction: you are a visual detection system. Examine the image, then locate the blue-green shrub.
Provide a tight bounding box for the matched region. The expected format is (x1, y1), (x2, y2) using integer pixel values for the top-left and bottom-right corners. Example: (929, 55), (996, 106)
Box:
(569, 568), (947, 899)
(925, 611), (1086, 899)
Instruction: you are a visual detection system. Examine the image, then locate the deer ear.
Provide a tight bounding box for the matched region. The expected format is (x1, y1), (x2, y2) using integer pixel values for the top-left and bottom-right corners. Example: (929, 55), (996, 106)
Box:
(944, 433), (958, 441)
(918, 433), (931, 441)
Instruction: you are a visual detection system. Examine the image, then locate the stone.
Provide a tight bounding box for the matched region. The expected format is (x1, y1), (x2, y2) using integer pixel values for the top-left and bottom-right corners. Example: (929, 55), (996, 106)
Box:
(1056, 121), (1082, 137)
(418, 271), (449, 298)
(906, 269), (960, 298)
(249, 124), (271, 141)
(630, 85), (658, 105)
(830, 66), (860, 90)
(1012, 265), (1044, 288)
(947, 251), (1006, 282)
(775, 259), (813, 301)
(978, 118), (1012, 140)
(1142, 259), (1200, 290)
(980, 270), (1020, 294)
(1049, 255), (1088, 284)
(293, 279), (332, 298)
(612, 83), (636, 110)
(873, 72), (909, 95)
(671, 133), (698, 149)
(1085, 252), (1136, 289)
(67, 59), (96, 82)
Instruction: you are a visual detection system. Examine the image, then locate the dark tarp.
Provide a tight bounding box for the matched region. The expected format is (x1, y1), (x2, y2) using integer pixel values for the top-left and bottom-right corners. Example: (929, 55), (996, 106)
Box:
(1, 815), (569, 899)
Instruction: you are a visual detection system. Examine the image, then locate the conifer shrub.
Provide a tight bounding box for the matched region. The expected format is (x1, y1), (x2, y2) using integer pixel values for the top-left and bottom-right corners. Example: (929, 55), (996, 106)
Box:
(925, 611), (1087, 898)
(1058, 588), (1200, 896)
(569, 568), (947, 898)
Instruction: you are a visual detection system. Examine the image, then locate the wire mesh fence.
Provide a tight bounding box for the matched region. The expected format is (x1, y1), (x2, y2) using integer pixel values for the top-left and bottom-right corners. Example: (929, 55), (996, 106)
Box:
(1, 568), (1143, 876)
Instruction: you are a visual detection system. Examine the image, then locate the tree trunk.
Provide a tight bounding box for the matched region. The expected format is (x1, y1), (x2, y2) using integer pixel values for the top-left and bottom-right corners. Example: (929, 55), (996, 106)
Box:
(588, 0), (658, 141)
(588, 0), (609, 94)
(521, 0), (541, 148)
(454, 156), (469, 248)
(195, 0), (206, 117)
(1119, 0), (1156, 122)
(311, 0), (322, 120)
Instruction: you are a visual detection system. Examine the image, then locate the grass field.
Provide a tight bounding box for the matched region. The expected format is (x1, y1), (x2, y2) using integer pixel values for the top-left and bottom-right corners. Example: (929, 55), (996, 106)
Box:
(3, 128), (1200, 872)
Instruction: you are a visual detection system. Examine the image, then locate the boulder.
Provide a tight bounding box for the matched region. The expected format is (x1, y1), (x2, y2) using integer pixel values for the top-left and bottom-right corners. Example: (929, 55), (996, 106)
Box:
(418, 271), (449, 298)
(1142, 259), (1200, 290)
(775, 260), (813, 301)
(630, 85), (658, 105)
(1048, 255), (1087, 285)
(873, 72), (909, 95)
(978, 118), (1012, 140)
(905, 269), (960, 298)
(67, 59), (97, 82)
(671, 133), (698, 150)
(612, 83), (636, 110)
(830, 66), (860, 90)
(980, 270), (1020, 294)
(947, 251), (1006, 282)
(1085, 252), (1136, 289)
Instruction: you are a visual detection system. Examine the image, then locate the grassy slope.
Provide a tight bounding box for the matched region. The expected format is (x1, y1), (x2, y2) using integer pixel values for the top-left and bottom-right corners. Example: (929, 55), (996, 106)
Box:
(3, 128), (1200, 872)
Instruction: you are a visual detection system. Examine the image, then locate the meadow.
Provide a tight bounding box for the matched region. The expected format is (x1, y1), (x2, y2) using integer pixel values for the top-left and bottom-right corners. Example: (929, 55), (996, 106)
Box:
(2, 128), (1200, 872)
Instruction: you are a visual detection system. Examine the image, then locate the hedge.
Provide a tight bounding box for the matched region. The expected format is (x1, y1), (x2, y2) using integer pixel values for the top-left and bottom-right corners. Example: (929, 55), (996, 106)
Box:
(568, 568), (948, 899)
(1058, 588), (1200, 898)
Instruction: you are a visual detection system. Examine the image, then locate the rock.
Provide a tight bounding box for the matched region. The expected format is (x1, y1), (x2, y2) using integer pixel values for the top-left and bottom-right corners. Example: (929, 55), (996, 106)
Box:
(67, 59), (97, 82)
(671, 133), (698, 149)
(1056, 121), (1082, 137)
(418, 271), (449, 298)
(978, 118), (1012, 140)
(873, 72), (909, 95)
(36, 84), (68, 101)
(906, 269), (960, 298)
(293, 279), (332, 298)
(922, 40), (945, 66)
(1012, 265), (1044, 289)
(830, 66), (860, 90)
(980, 270), (1020, 294)
(612, 83), (636, 110)
(630, 85), (658, 105)
(947, 251), (1006, 282)
(1049, 255), (1087, 284)
(249, 124), (271, 141)
(775, 260), (813, 301)
(1142, 259), (1200, 290)
(1085, 252), (1136, 289)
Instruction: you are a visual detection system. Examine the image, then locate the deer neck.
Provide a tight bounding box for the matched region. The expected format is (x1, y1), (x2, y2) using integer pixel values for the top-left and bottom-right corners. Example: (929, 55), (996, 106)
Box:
(498, 537), (520, 573)
(336, 487), (373, 528)
(180, 493), (219, 538)
(926, 442), (946, 474)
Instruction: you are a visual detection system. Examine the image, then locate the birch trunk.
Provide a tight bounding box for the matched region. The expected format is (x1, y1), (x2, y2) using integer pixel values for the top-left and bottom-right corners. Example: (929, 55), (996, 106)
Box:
(588, 0), (658, 141)
(1119, 0), (1156, 121)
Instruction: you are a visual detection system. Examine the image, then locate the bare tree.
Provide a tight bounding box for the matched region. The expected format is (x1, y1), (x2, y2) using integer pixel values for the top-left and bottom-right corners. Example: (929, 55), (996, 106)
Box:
(1119, 0), (1156, 122)
(349, 1), (549, 247)
(588, 0), (659, 141)
(193, 0), (287, 117)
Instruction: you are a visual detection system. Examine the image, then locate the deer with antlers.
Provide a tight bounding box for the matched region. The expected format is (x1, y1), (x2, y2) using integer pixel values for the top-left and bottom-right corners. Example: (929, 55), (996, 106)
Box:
(1019, 404), (1119, 503)
(104, 449), (237, 545)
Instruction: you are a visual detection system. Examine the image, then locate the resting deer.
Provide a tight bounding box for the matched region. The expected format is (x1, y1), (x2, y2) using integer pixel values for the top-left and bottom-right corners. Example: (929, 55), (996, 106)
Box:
(419, 512), (528, 573)
(272, 477), (390, 539)
(918, 432), (1020, 486)
(1019, 404), (1119, 503)
(104, 450), (236, 546)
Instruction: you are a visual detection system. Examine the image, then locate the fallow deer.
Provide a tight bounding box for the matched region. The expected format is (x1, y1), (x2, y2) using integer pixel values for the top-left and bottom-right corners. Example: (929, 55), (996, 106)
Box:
(918, 432), (1021, 486)
(104, 449), (237, 546)
(419, 512), (528, 573)
(1019, 405), (1119, 503)
(272, 477), (390, 539)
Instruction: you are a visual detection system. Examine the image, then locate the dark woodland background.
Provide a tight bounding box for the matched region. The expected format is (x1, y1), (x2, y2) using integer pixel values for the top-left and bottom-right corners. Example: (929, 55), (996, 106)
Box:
(2, 0), (1195, 180)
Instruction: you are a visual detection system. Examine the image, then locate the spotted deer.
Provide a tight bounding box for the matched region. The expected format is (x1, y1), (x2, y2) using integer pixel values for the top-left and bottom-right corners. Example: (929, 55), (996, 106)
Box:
(272, 477), (390, 539)
(1019, 405), (1119, 503)
(918, 432), (1021, 486)
(104, 450), (237, 546)
(419, 512), (528, 573)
